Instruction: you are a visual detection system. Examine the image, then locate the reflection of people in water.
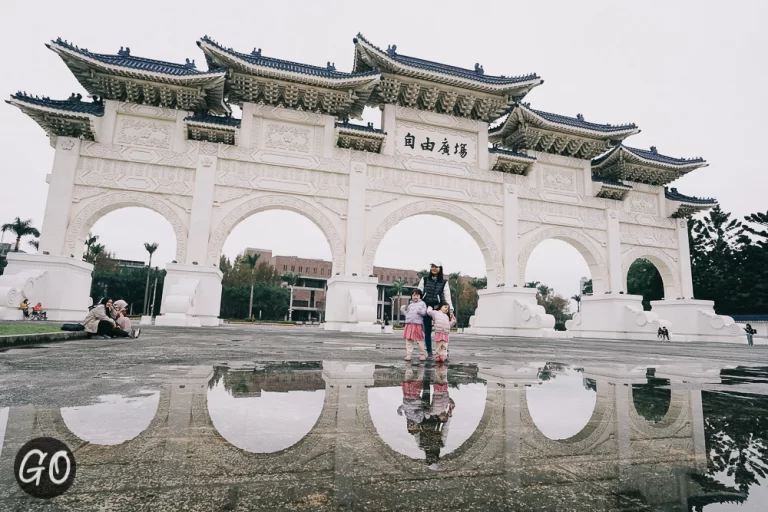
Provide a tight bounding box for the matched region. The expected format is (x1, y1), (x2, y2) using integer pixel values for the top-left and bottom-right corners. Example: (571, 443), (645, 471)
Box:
(398, 363), (455, 470)
(398, 365), (426, 434)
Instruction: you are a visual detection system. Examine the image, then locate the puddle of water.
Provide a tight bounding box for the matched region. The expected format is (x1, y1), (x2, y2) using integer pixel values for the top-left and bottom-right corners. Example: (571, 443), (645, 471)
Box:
(1, 360), (766, 510)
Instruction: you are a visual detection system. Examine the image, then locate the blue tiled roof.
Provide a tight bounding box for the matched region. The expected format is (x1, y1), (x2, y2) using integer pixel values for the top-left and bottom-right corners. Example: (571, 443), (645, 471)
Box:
(335, 121), (385, 134)
(530, 108), (637, 133)
(50, 38), (221, 76)
(489, 146), (536, 160)
(626, 146), (705, 166)
(593, 144), (706, 167)
(355, 33), (539, 85)
(200, 36), (379, 79)
(592, 175), (632, 188)
(9, 92), (104, 116)
(184, 113), (240, 128)
(730, 314), (768, 322)
(665, 188), (716, 204)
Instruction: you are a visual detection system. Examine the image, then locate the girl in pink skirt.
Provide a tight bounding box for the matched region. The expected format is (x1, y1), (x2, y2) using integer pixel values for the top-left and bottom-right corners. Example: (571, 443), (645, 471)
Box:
(427, 302), (456, 362)
(401, 289), (427, 361)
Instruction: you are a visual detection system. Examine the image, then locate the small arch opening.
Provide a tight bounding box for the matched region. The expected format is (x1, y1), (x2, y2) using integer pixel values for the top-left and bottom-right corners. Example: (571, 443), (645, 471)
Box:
(527, 363), (597, 440)
(627, 258), (665, 310)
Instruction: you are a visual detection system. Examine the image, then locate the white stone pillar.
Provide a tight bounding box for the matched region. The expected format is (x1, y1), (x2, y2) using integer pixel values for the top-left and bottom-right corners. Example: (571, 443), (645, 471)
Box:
(477, 121), (489, 170)
(239, 102), (255, 149)
(503, 184), (519, 286)
(606, 210), (623, 293)
(98, 99), (119, 143)
(380, 104), (396, 156)
(676, 218), (694, 298)
(186, 154), (217, 265)
(345, 162), (367, 276)
(172, 110), (189, 153)
(39, 137), (81, 256)
(323, 115), (336, 159)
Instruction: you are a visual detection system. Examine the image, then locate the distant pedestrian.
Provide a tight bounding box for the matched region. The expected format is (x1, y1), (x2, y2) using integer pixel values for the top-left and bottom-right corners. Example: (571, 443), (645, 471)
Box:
(657, 327), (663, 340)
(662, 327), (670, 341)
(744, 324), (756, 347)
(401, 289), (427, 361)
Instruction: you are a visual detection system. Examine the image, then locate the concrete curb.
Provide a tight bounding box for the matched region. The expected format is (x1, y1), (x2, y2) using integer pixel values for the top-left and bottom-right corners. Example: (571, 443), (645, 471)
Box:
(0, 330), (89, 348)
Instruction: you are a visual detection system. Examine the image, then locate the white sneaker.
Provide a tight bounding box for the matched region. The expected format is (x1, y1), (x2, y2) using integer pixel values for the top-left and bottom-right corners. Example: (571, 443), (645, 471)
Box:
(132, 328), (141, 339)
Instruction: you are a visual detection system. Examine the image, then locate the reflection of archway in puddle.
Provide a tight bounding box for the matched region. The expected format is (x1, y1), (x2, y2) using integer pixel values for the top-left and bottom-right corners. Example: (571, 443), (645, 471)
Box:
(60, 392), (160, 445)
(526, 366), (597, 440)
(0, 407), (8, 458)
(367, 383), (487, 460)
(207, 378), (325, 453)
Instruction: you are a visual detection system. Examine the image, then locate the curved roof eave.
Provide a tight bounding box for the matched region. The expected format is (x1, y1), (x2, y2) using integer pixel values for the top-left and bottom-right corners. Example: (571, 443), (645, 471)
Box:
(353, 35), (542, 95)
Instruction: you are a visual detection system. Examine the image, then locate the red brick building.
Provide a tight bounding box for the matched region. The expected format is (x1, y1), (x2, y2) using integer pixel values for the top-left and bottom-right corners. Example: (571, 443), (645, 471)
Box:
(242, 248), (425, 321)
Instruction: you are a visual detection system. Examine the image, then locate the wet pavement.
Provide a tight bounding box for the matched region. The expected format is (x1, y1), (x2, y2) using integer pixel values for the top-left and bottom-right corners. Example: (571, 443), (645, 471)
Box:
(0, 325), (767, 510)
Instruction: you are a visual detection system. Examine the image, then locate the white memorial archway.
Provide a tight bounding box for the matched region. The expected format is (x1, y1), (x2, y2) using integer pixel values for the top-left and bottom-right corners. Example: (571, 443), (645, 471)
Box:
(0, 34), (740, 340)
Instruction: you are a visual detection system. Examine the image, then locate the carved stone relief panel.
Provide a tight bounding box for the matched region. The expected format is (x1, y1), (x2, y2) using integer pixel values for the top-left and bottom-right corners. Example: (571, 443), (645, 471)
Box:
(263, 121), (312, 154)
(518, 199), (607, 230)
(367, 166), (502, 205)
(619, 223), (678, 249)
(472, 204), (503, 225)
(314, 197), (348, 218)
(80, 140), (197, 169)
(365, 191), (400, 210)
(253, 104), (326, 126)
(395, 106), (480, 132)
(117, 102), (177, 120)
(628, 192), (659, 215)
(76, 157), (195, 196)
(72, 186), (107, 203)
(215, 159), (348, 199)
(518, 220), (541, 236)
(114, 114), (174, 149)
(539, 165), (578, 193)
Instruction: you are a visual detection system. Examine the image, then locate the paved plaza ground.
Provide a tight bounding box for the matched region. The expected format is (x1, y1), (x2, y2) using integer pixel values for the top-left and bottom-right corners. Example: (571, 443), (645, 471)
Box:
(1, 325), (764, 407)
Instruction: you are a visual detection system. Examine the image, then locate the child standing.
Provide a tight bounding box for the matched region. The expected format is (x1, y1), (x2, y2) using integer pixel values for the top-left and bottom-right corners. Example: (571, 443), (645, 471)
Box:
(427, 302), (456, 362)
(401, 289), (427, 361)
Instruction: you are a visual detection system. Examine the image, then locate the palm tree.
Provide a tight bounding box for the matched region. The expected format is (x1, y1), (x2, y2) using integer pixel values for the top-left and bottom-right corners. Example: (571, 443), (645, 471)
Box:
(84, 232), (99, 260)
(1, 217), (40, 252)
(524, 281), (540, 289)
(244, 253), (260, 319)
(389, 278), (408, 325)
(28, 239), (39, 251)
(470, 277), (487, 290)
(143, 242), (159, 316)
(537, 284), (551, 299)
(449, 272), (462, 325)
(417, 269), (430, 282)
(571, 294), (582, 313)
(282, 272), (301, 321)
(89, 243), (105, 262)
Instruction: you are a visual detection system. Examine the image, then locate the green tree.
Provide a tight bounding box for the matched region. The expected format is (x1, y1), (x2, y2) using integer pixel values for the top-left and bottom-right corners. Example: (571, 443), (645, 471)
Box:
(524, 281), (540, 289)
(244, 253), (260, 319)
(84, 232), (99, 260)
(28, 239), (39, 251)
(571, 294), (581, 313)
(143, 242), (159, 316)
(1, 217), (40, 252)
(449, 272), (462, 325)
(582, 279), (593, 295)
(470, 277), (487, 290)
(389, 278), (408, 325)
(89, 243), (105, 263)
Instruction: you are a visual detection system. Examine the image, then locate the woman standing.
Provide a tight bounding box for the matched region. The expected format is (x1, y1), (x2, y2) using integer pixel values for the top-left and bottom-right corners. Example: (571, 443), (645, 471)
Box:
(417, 261), (453, 359)
(745, 323), (756, 347)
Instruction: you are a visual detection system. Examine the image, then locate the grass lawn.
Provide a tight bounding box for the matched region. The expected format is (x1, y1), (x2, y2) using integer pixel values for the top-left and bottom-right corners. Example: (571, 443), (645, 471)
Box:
(0, 324), (63, 336)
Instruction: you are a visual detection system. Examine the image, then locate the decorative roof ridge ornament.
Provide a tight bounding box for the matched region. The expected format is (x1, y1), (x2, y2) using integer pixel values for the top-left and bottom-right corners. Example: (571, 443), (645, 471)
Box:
(474, 63), (484, 75)
(117, 46), (130, 57)
(184, 58), (196, 69)
(252, 48), (262, 56)
(650, 145), (658, 154)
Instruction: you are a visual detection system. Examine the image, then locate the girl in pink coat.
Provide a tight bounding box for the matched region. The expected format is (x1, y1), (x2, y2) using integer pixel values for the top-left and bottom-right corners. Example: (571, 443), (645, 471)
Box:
(427, 302), (456, 362)
(401, 289), (427, 361)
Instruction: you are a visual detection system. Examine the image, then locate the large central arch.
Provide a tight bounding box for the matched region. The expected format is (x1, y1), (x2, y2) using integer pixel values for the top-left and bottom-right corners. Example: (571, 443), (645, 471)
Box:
(518, 227), (608, 293)
(206, 194), (346, 275)
(362, 200), (504, 286)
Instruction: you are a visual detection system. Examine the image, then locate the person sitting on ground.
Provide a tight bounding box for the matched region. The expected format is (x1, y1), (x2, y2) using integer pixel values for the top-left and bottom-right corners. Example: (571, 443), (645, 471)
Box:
(82, 298), (119, 339)
(19, 299), (30, 318)
(113, 300), (140, 339)
(657, 327), (663, 339)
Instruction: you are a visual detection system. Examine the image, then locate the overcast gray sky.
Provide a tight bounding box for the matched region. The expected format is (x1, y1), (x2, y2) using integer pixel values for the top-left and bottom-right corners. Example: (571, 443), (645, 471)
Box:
(1, 0), (766, 302)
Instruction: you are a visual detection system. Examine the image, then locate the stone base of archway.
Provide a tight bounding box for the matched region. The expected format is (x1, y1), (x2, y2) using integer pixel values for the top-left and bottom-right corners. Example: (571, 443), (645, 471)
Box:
(566, 294), (671, 341)
(157, 263), (222, 327)
(649, 300), (743, 343)
(465, 288), (556, 337)
(0, 253), (93, 321)
(323, 275), (381, 333)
